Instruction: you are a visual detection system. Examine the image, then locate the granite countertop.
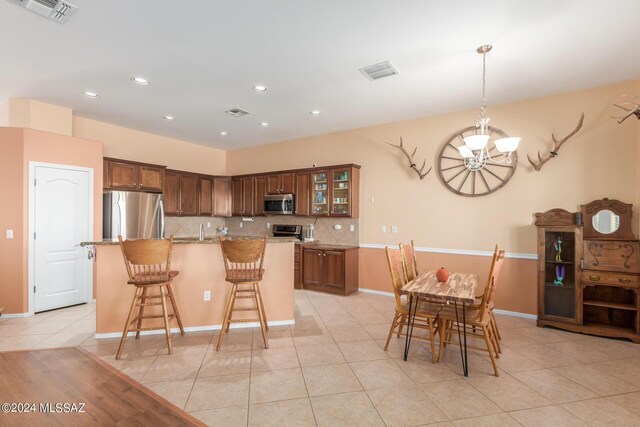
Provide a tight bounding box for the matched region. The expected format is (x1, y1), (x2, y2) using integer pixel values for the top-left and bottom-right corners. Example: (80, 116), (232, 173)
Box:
(297, 242), (359, 250)
(81, 236), (297, 246)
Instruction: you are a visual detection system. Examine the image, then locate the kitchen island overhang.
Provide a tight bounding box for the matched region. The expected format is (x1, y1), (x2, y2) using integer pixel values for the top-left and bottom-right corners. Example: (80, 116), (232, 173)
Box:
(83, 237), (295, 337)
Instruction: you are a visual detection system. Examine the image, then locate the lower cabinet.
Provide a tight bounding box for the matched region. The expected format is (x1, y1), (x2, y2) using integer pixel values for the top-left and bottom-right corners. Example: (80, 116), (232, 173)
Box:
(302, 246), (358, 295)
(294, 244), (302, 289)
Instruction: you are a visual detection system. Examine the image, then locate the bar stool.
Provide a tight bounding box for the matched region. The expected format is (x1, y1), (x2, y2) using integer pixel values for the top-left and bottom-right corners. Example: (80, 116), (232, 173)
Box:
(116, 236), (184, 359)
(216, 236), (269, 351)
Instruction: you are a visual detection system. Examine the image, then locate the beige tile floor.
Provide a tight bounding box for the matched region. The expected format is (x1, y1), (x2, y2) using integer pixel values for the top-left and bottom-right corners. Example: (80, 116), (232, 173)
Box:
(4, 290), (640, 426)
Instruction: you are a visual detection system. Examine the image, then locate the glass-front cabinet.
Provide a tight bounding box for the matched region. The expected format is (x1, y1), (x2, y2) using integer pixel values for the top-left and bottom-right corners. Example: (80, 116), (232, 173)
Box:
(331, 168), (351, 216)
(310, 166), (360, 217)
(311, 171), (329, 215)
(536, 223), (583, 325)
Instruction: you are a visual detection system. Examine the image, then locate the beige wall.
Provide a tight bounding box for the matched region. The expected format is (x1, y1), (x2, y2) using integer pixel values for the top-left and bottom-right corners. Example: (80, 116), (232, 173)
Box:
(73, 116), (226, 175)
(227, 80), (640, 255)
(0, 127), (103, 314)
(227, 80), (640, 315)
(7, 99), (73, 136)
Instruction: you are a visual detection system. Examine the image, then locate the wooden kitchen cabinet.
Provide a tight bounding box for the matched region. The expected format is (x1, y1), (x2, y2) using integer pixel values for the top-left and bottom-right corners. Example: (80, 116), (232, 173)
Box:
(303, 248), (323, 287)
(232, 177), (255, 216)
(104, 158), (165, 193)
(295, 172), (310, 216)
(266, 173), (294, 194)
(163, 171), (180, 216)
(179, 173), (198, 216)
(330, 167), (359, 217)
(164, 170), (198, 216)
(254, 176), (266, 216)
(302, 245), (358, 295)
(138, 165), (164, 192)
(198, 176), (213, 216)
(213, 178), (232, 217)
(294, 244), (303, 289)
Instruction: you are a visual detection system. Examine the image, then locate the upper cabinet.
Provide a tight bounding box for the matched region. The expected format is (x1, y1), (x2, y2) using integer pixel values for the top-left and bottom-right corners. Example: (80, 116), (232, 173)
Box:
(163, 170), (180, 216)
(295, 172), (310, 216)
(213, 178), (232, 217)
(198, 176), (213, 216)
(254, 176), (266, 216)
(106, 157), (360, 218)
(232, 177), (255, 216)
(104, 158), (165, 193)
(266, 173), (294, 194)
(164, 170), (198, 216)
(310, 166), (360, 217)
(310, 170), (330, 216)
(330, 167), (359, 217)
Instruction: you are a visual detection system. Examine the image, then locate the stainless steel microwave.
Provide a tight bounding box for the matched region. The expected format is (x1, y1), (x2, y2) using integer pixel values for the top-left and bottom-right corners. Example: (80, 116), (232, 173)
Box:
(264, 194), (295, 215)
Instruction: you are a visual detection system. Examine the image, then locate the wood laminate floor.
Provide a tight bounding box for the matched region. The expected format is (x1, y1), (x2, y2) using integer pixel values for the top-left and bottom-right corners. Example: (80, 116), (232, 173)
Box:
(0, 347), (204, 426)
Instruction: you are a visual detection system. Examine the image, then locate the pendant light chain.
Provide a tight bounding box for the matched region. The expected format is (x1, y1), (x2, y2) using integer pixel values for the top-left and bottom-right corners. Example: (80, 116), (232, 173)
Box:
(481, 50), (487, 120)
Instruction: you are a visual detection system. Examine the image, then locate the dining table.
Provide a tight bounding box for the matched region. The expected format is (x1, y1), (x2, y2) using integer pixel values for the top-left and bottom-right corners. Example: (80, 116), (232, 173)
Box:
(401, 270), (479, 376)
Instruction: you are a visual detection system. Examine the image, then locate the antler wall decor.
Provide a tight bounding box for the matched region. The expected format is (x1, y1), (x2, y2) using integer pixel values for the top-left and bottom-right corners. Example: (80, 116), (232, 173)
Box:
(527, 113), (585, 172)
(612, 95), (640, 124)
(385, 137), (432, 179)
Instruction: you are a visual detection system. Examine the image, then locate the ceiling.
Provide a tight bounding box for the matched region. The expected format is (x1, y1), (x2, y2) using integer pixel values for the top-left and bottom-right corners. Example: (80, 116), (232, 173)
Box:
(1, 0), (639, 150)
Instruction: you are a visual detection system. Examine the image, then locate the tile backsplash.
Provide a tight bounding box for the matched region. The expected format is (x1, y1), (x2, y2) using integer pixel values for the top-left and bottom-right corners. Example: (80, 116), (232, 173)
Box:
(165, 216), (226, 238)
(165, 215), (359, 246)
(225, 216), (359, 246)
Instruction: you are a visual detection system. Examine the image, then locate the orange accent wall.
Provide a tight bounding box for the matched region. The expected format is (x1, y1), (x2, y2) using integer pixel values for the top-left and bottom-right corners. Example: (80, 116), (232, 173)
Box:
(0, 127), (103, 314)
(358, 247), (537, 315)
(0, 128), (26, 314)
(95, 242), (294, 334)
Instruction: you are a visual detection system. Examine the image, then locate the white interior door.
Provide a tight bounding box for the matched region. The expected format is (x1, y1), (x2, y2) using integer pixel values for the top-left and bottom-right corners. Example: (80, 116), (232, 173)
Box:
(33, 164), (92, 313)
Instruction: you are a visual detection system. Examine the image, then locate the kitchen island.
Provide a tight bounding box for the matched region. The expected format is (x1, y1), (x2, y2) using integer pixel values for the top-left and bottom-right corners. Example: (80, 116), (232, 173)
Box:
(83, 237), (295, 336)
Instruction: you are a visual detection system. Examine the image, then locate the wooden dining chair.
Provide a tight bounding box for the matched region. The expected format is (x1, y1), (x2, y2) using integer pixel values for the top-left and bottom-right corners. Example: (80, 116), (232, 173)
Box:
(399, 240), (419, 283)
(217, 236), (269, 351)
(384, 246), (442, 363)
(116, 236), (184, 359)
(437, 245), (505, 376)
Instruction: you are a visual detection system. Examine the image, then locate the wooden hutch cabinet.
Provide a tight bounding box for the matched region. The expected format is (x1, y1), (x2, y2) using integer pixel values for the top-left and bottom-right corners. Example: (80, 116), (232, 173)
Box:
(536, 199), (640, 342)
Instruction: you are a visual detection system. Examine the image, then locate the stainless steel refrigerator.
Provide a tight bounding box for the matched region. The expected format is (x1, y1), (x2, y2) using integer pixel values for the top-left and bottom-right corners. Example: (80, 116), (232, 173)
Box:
(103, 191), (165, 239)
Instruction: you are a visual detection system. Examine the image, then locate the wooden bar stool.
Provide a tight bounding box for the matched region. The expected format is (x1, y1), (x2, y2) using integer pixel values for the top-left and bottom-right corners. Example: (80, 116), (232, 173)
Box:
(216, 236), (269, 351)
(116, 236), (184, 360)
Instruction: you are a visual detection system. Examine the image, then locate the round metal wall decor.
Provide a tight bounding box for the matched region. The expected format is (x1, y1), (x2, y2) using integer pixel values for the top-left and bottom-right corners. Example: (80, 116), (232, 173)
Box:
(437, 125), (517, 197)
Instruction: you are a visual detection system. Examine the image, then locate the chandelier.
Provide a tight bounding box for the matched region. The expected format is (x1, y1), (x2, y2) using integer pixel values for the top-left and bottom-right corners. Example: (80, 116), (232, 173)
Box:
(457, 45), (521, 170)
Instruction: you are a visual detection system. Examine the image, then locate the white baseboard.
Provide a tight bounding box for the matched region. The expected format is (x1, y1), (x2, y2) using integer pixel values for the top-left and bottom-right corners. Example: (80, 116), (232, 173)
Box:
(358, 288), (537, 319)
(492, 309), (537, 319)
(94, 319), (295, 339)
(358, 288), (395, 298)
(0, 312), (30, 318)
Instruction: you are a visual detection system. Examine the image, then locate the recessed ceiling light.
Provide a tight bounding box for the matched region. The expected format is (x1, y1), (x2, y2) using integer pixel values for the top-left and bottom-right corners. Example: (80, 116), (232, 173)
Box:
(131, 77), (150, 86)
(259, 122), (269, 127)
(83, 91), (99, 98)
(220, 131), (228, 136)
(310, 110), (321, 115)
(253, 85), (267, 92)
(163, 115), (174, 120)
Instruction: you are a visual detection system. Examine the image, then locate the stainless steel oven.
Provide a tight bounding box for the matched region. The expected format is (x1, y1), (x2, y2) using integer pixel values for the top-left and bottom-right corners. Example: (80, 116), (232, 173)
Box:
(264, 194), (295, 215)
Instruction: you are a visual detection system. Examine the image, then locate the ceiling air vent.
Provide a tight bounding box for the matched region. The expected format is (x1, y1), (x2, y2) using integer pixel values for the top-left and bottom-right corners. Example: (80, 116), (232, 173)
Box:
(6, 0), (78, 24)
(359, 60), (399, 81)
(225, 108), (250, 117)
